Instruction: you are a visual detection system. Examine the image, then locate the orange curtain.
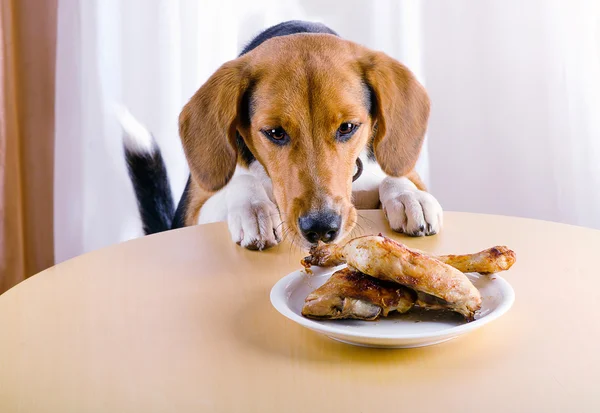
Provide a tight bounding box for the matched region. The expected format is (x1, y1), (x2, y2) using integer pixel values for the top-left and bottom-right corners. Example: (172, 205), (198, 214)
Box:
(0, 0), (57, 293)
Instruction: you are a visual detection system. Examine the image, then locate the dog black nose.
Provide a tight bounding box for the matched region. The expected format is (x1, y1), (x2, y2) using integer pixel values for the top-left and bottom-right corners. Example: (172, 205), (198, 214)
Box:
(298, 211), (342, 244)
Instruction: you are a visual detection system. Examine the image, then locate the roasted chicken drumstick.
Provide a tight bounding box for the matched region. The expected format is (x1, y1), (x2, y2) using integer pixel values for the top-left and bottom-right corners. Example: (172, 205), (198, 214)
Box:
(302, 267), (416, 320)
(302, 240), (516, 275)
(434, 246), (516, 274)
(342, 235), (482, 320)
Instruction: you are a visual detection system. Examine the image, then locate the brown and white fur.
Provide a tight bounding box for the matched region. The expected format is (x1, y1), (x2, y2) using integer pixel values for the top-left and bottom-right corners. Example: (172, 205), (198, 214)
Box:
(121, 21), (442, 250)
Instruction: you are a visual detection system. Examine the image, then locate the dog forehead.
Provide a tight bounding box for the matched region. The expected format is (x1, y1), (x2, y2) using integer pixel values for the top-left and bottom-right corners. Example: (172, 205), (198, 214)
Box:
(248, 34), (364, 85)
(247, 33), (360, 62)
(246, 36), (369, 121)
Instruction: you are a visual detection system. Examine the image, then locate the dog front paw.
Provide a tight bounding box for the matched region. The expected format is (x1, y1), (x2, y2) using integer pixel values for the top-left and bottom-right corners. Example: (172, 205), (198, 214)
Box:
(383, 190), (443, 236)
(228, 201), (282, 250)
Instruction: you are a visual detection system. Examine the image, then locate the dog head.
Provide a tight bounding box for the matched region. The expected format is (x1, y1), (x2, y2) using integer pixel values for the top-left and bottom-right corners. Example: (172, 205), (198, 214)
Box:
(179, 34), (429, 247)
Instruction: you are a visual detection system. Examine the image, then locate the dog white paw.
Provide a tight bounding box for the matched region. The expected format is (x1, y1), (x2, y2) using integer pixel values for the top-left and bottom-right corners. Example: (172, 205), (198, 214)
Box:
(383, 190), (443, 236)
(228, 201), (282, 250)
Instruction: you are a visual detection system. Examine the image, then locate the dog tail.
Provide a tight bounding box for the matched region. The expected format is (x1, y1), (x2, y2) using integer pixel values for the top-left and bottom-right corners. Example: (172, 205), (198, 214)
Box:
(116, 105), (175, 234)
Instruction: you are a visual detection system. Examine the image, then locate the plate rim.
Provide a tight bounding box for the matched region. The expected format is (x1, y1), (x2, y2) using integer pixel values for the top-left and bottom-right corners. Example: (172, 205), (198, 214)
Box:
(270, 266), (515, 340)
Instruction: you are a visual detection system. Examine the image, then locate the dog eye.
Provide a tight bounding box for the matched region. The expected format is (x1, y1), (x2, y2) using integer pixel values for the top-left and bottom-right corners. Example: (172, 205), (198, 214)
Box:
(339, 123), (355, 134)
(336, 123), (359, 141)
(262, 127), (289, 144)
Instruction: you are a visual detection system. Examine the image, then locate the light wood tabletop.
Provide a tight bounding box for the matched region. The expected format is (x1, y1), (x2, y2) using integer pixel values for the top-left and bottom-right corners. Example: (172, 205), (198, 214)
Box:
(0, 210), (598, 412)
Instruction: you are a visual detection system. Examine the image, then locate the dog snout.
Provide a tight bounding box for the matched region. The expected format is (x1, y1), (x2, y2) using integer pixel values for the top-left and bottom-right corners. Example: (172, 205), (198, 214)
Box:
(298, 210), (342, 244)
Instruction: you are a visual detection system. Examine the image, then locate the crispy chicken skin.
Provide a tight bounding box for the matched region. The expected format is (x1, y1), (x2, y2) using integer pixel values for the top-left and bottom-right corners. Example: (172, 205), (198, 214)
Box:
(303, 240), (516, 275)
(301, 243), (345, 268)
(342, 235), (482, 320)
(301, 267), (416, 320)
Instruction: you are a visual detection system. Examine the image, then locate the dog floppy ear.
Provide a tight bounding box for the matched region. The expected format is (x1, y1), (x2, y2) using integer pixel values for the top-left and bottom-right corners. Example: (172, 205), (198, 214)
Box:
(179, 58), (250, 192)
(362, 52), (430, 177)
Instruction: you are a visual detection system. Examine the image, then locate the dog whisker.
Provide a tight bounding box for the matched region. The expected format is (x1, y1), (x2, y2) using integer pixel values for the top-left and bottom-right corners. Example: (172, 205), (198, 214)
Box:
(348, 218), (368, 239)
(281, 225), (296, 248)
(281, 230), (293, 245)
(358, 214), (377, 230)
(288, 232), (296, 257)
(356, 221), (366, 235)
(292, 233), (302, 256)
(347, 220), (362, 238)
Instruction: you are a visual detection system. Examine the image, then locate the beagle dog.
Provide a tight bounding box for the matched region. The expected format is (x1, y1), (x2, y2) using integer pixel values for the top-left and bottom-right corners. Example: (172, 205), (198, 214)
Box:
(121, 20), (442, 250)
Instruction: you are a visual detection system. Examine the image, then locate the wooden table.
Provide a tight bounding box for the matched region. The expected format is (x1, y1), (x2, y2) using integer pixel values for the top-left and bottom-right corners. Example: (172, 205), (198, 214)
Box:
(0, 211), (598, 412)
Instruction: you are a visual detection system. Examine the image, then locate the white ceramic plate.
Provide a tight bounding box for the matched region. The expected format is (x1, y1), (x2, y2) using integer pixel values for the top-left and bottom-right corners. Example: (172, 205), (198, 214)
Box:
(270, 265), (515, 348)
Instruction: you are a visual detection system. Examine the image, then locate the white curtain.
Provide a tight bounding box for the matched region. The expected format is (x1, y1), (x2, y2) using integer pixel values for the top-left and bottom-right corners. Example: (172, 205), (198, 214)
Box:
(420, 0), (600, 229)
(54, 0), (313, 263)
(54, 0), (600, 263)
